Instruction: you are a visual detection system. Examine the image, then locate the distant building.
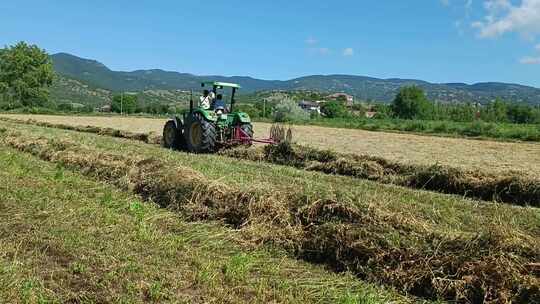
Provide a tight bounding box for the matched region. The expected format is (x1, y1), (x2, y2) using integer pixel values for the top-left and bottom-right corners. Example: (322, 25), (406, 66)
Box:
(298, 100), (321, 114)
(327, 93), (354, 106)
(98, 104), (112, 112)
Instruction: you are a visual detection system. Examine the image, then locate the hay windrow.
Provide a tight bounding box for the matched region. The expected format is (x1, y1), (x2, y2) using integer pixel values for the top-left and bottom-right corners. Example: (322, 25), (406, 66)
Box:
(2, 117), (539, 206)
(1, 129), (538, 303)
(0, 117), (162, 145)
(225, 142), (540, 207)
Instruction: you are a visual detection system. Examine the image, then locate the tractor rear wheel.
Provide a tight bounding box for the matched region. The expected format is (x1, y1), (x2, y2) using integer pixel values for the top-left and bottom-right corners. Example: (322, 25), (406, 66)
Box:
(163, 119), (186, 150)
(185, 113), (217, 153)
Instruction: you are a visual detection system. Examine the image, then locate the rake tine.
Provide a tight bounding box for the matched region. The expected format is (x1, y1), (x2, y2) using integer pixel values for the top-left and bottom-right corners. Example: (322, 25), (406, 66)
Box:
(286, 128), (293, 143)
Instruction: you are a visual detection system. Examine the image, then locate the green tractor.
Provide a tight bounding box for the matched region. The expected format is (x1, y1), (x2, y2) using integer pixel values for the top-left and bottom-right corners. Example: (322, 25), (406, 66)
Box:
(163, 81), (255, 153)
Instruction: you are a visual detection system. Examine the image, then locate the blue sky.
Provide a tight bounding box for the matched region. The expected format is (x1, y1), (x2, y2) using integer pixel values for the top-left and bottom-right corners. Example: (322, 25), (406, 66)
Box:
(1, 0), (539, 86)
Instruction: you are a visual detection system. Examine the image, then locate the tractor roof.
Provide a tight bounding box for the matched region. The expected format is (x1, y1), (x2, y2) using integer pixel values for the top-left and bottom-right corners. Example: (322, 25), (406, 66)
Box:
(201, 81), (241, 89)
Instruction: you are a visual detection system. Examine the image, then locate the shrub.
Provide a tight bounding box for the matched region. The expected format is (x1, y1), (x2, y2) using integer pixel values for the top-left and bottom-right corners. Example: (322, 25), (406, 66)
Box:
(272, 98), (309, 122)
(235, 104), (260, 118)
(401, 120), (426, 132)
(320, 101), (349, 118)
(432, 122), (449, 133)
(19, 106), (58, 115)
(461, 121), (495, 137)
(391, 86), (433, 119)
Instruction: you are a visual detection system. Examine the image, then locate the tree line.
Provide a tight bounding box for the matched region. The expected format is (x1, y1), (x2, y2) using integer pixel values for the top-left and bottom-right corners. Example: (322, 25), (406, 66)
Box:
(1, 41), (539, 125)
(108, 94), (178, 115)
(239, 86), (540, 125)
(388, 86), (540, 124)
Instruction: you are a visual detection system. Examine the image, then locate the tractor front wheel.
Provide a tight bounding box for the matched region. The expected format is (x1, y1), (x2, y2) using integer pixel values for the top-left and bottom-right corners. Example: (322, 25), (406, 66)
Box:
(185, 113), (217, 153)
(163, 119), (186, 150)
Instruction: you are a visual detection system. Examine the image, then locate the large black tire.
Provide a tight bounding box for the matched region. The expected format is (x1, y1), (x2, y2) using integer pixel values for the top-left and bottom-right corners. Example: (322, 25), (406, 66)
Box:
(184, 113), (217, 153)
(240, 123), (254, 145)
(162, 119), (186, 150)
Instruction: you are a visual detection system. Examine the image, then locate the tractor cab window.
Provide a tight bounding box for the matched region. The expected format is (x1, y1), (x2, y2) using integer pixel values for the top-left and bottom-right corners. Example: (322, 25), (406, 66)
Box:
(212, 94), (227, 112)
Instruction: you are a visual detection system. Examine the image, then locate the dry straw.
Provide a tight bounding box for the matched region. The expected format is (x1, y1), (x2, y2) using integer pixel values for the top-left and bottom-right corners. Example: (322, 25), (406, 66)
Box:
(2, 117), (538, 206)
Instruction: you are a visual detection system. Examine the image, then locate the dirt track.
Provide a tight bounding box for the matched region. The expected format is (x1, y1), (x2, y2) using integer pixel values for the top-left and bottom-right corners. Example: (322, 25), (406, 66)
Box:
(2, 114), (540, 176)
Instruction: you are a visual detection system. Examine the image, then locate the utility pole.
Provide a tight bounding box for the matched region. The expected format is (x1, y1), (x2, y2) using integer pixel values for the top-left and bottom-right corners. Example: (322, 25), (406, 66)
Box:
(120, 93), (123, 115)
(263, 99), (266, 118)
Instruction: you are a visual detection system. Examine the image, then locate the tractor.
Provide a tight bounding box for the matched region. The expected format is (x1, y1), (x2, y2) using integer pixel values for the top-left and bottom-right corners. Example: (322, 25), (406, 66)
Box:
(163, 81), (286, 153)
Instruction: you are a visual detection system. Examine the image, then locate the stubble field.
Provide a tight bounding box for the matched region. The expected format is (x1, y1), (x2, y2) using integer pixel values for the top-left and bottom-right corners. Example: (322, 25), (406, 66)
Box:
(2, 114), (540, 176)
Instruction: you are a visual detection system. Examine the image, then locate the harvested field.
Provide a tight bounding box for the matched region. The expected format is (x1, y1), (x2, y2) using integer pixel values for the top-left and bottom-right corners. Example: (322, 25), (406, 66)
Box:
(222, 144), (540, 207)
(3, 116), (539, 206)
(1, 121), (539, 303)
(2, 114), (540, 177)
(0, 144), (407, 303)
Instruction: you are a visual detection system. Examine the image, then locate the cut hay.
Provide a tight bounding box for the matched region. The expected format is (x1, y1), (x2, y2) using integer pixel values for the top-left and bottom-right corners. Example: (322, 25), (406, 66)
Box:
(1, 129), (538, 303)
(3, 113), (540, 177)
(2, 117), (539, 207)
(0, 117), (162, 145)
(225, 142), (540, 207)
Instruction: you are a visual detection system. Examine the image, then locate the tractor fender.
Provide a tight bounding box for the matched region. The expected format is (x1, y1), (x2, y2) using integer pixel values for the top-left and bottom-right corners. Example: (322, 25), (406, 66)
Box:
(236, 112), (251, 123)
(173, 116), (183, 128)
(193, 109), (218, 122)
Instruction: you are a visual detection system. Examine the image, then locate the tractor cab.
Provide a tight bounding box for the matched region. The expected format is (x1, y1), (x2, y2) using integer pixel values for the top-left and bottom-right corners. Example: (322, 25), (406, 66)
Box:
(196, 81), (251, 131)
(201, 81), (240, 114)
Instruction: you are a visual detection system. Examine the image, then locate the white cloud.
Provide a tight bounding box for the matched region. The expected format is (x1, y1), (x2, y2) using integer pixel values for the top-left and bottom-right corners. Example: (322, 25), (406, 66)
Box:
(483, 0), (511, 12)
(318, 47), (330, 55)
(308, 47), (330, 55)
(473, 0), (540, 38)
(305, 37), (318, 45)
(520, 56), (540, 64)
(343, 48), (354, 56)
(441, 0), (473, 10)
(305, 38), (330, 55)
(443, 1), (474, 36)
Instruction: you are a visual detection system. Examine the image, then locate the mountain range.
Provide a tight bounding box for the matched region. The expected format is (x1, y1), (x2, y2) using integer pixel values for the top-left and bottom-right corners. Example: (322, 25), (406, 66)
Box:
(50, 53), (540, 105)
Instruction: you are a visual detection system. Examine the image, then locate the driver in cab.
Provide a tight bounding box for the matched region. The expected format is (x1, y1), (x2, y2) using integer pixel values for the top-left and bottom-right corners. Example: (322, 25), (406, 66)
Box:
(212, 94), (227, 113)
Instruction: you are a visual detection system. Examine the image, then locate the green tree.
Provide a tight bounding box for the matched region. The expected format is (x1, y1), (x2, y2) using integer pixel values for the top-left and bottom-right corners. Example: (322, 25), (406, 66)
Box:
(480, 98), (508, 123)
(506, 103), (531, 124)
(320, 101), (349, 118)
(0, 41), (54, 107)
(111, 94), (138, 114)
(391, 86), (432, 119)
